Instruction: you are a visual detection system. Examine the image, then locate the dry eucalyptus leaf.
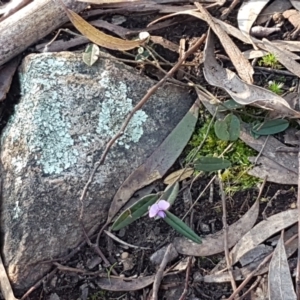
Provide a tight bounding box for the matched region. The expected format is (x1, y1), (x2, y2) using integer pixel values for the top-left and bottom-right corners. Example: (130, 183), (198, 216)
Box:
(62, 5), (146, 50)
(237, 0), (271, 37)
(271, 40), (300, 52)
(231, 209), (297, 265)
(261, 38), (300, 77)
(243, 49), (268, 59)
(174, 198), (259, 256)
(256, 0), (292, 25)
(289, 1), (300, 12)
(268, 236), (296, 300)
(206, 226), (298, 283)
(195, 3), (254, 84)
(96, 275), (155, 291)
(163, 168), (194, 185)
(248, 156), (298, 185)
(203, 30), (300, 118)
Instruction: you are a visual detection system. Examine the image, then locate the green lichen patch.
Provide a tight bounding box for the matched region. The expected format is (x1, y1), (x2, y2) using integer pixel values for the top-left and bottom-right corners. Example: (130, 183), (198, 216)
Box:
(2, 83), (79, 175)
(186, 115), (260, 193)
(96, 71), (148, 149)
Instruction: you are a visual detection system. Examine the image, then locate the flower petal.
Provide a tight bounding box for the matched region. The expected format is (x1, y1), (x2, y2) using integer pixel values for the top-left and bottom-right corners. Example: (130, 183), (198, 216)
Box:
(157, 200), (170, 211)
(157, 210), (166, 218)
(149, 203), (159, 218)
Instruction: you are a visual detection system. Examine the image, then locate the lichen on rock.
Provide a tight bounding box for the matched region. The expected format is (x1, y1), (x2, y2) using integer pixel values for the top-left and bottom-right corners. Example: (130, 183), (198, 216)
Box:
(96, 71), (148, 149)
(0, 51), (194, 290)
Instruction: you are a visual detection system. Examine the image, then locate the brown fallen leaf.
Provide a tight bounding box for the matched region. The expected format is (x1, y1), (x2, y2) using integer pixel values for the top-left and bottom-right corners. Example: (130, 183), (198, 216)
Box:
(231, 210), (297, 265)
(163, 168), (194, 185)
(237, 0), (270, 37)
(261, 38), (300, 78)
(248, 156), (298, 185)
(243, 49), (268, 59)
(0, 56), (20, 102)
(173, 197), (259, 256)
(290, 0), (300, 11)
(107, 100), (199, 223)
(194, 2), (254, 84)
(207, 225), (298, 283)
(283, 9), (300, 39)
(59, 0), (146, 50)
(268, 235), (297, 300)
(203, 30), (300, 118)
(96, 275), (155, 291)
(256, 0), (292, 25)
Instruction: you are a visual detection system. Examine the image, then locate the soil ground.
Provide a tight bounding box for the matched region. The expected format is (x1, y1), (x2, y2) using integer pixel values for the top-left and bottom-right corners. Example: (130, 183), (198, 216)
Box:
(1, 1), (299, 299)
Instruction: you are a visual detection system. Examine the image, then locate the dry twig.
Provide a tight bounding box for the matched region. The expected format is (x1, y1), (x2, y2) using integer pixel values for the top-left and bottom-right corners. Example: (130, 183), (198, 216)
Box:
(217, 174), (237, 293)
(151, 244), (173, 300)
(178, 255), (193, 300)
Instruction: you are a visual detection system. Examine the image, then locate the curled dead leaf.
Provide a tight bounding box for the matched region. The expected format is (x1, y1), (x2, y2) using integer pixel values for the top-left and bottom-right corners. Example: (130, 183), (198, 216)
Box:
(62, 4), (146, 50)
(163, 168), (194, 185)
(203, 30), (300, 118)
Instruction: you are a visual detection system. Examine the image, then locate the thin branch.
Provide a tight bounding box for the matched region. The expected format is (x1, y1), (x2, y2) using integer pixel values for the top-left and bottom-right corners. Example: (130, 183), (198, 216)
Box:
(21, 268), (57, 300)
(178, 256), (192, 300)
(218, 174), (237, 293)
(151, 244), (173, 300)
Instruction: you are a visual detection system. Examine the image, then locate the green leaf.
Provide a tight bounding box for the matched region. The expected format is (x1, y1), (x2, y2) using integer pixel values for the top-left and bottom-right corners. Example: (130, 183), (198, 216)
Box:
(194, 157), (231, 172)
(219, 99), (244, 112)
(252, 119), (289, 136)
(160, 181), (179, 205)
(224, 114), (240, 141)
(214, 120), (229, 141)
(214, 114), (240, 141)
(111, 194), (160, 231)
(164, 211), (202, 244)
(82, 43), (100, 66)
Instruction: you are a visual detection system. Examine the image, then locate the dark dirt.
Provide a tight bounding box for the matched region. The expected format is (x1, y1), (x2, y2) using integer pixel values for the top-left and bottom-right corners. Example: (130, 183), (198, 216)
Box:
(1, 1), (299, 300)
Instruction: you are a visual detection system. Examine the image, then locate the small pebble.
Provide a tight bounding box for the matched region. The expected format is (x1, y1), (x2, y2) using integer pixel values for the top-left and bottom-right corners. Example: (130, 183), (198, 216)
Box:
(121, 252), (129, 259)
(150, 244), (178, 266)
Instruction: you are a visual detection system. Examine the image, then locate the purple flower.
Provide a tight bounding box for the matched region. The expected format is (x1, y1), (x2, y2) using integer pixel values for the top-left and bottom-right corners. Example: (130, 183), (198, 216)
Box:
(149, 200), (170, 218)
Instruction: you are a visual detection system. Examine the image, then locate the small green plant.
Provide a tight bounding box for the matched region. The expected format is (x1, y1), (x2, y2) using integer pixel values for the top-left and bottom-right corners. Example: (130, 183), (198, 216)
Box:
(186, 115), (259, 194)
(267, 80), (284, 95)
(258, 53), (282, 69)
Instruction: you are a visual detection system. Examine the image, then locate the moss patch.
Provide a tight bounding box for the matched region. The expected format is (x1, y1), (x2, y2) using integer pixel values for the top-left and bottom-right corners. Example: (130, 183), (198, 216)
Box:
(186, 115), (260, 193)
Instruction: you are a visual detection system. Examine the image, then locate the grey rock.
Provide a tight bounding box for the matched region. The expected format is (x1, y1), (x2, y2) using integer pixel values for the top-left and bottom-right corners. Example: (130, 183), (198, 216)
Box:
(86, 256), (102, 270)
(0, 51), (193, 290)
(150, 244), (178, 266)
